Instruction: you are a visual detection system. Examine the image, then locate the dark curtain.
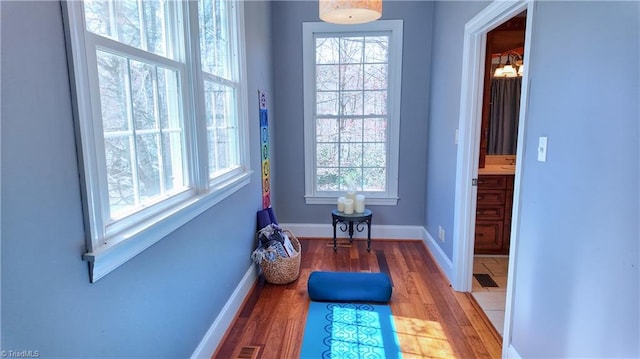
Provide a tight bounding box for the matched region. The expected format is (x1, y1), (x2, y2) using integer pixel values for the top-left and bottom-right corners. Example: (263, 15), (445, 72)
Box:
(488, 77), (522, 154)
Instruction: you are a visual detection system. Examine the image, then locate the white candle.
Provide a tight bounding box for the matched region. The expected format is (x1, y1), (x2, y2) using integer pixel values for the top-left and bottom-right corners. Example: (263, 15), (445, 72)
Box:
(346, 190), (356, 203)
(355, 194), (365, 213)
(343, 199), (354, 214)
(337, 197), (346, 212)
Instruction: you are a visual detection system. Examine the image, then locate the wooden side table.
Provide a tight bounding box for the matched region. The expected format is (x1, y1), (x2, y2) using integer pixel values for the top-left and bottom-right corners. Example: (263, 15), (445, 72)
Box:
(331, 209), (373, 252)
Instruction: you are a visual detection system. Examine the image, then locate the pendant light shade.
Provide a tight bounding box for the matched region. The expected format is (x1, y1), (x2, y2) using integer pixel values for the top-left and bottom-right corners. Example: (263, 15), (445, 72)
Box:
(319, 0), (382, 24)
(493, 51), (524, 78)
(502, 63), (517, 77)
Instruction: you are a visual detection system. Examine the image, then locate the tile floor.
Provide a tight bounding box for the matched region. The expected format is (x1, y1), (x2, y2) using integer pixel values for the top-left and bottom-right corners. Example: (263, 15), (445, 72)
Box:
(471, 256), (509, 335)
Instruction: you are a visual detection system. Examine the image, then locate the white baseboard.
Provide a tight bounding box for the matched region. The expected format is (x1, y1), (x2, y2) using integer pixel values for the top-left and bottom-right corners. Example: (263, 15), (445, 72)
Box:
(506, 344), (522, 359)
(422, 227), (455, 286)
(281, 222), (455, 284)
(279, 222), (424, 240)
(191, 265), (258, 359)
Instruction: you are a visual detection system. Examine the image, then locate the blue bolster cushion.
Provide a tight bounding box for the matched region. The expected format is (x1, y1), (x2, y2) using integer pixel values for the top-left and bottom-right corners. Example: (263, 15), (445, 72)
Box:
(307, 271), (392, 303)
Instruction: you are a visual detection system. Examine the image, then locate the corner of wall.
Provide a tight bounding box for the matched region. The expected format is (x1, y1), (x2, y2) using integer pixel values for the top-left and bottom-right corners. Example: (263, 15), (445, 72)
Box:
(421, 227), (455, 286)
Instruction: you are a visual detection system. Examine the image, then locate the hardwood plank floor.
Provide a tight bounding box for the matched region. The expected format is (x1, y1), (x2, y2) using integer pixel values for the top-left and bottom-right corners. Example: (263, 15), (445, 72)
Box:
(213, 238), (502, 358)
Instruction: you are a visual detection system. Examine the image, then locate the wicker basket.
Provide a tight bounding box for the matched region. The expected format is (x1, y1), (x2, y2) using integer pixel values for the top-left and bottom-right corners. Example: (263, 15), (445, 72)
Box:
(259, 230), (301, 284)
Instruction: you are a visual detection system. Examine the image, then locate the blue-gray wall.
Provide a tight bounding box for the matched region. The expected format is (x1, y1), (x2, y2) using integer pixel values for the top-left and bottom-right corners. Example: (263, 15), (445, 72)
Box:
(272, 1), (433, 225)
(1, 1), (273, 357)
(425, 0), (490, 260)
(427, 1), (639, 356)
(510, 2), (639, 356)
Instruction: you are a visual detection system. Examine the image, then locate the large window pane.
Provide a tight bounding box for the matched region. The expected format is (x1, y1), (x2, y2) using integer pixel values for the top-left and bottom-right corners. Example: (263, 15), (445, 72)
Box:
(316, 37), (339, 64)
(136, 133), (161, 201)
(104, 136), (135, 214)
(363, 118), (386, 142)
(340, 64), (363, 90)
(363, 143), (386, 167)
(161, 132), (185, 192)
(130, 60), (157, 131)
(317, 118), (339, 142)
(317, 91), (339, 115)
(317, 143), (339, 167)
(364, 64), (387, 90)
(317, 167), (340, 191)
(340, 37), (364, 63)
(340, 143), (363, 167)
(364, 36), (388, 63)
(364, 90), (387, 115)
(84, 0), (111, 37)
(142, 0), (168, 56)
(316, 65), (339, 91)
(85, 0), (172, 59)
(97, 51), (130, 132)
(115, 0), (142, 49)
(340, 119), (363, 142)
(204, 81), (239, 177)
(199, 0), (232, 79)
(341, 167), (363, 191)
(363, 168), (385, 191)
(341, 91), (364, 116)
(157, 68), (181, 129)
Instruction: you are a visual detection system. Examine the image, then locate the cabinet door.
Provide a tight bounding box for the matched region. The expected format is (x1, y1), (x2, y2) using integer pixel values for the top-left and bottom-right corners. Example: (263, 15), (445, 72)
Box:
(478, 175), (507, 189)
(476, 206), (505, 221)
(477, 190), (506, 205)
(475, 221), (504, 252)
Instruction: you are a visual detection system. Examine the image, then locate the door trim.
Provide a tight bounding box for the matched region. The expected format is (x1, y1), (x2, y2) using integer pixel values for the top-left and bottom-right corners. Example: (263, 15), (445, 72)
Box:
(451, 0), (535, 355)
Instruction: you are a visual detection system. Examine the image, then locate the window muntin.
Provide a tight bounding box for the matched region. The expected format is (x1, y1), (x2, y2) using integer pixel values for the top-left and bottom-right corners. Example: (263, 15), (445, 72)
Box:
(65, 0), (250, 281)
(303, 21), (402, 205)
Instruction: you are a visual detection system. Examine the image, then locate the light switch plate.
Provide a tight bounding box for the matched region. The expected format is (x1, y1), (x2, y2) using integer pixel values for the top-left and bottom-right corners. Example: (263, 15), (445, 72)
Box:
(538, 136), (548, 162)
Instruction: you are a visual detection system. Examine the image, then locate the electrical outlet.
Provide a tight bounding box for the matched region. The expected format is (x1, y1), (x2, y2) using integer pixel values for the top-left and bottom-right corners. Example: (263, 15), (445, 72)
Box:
(438, 226), (445, 242)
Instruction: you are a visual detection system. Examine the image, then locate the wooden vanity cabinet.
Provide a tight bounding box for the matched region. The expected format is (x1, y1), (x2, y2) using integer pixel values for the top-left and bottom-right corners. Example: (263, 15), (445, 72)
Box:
(475, 174), (514, 255)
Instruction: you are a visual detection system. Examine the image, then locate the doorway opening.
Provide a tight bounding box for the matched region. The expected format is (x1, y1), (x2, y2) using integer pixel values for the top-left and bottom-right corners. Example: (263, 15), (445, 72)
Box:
(471, 12), (526, 336)
(451, 1), (535, 356)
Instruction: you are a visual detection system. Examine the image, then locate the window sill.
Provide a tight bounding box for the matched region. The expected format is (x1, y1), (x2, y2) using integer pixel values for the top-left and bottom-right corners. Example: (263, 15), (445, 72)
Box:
(304, 196), (398, 206)
(82, 170), (252, 282)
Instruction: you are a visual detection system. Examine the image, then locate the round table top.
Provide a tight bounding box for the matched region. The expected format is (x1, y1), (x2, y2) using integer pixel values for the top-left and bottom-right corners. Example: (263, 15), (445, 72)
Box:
(332, 208), (372, 219)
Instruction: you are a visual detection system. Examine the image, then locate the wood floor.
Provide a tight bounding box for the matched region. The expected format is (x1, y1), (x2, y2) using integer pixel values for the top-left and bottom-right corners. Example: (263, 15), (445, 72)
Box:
(213, 238), (502, 358)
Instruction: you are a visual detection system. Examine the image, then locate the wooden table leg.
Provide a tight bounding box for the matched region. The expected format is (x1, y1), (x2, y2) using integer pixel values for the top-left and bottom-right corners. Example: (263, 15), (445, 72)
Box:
(332, 217), (338, 252)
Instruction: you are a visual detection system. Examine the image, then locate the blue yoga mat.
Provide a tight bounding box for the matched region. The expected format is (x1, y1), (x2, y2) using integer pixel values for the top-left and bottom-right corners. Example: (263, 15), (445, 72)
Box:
(300, 301), (400, 358)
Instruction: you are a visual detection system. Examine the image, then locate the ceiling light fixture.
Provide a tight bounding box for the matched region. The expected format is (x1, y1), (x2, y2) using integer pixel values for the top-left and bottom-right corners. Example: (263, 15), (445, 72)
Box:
(493, 51), (524, 78)
(493, 54), (505, 77)
(319, 0), (382, 25)
(501, 58), (518, 77)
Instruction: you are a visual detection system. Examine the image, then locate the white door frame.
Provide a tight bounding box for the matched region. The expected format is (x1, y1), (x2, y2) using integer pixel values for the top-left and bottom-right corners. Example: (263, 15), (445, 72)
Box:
(451, 0), (535, 356)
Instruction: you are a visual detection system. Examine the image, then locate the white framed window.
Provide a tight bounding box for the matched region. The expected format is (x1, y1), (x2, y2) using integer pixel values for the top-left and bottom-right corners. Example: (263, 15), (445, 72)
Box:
(302, 20), (403, 205)
(63, 0), (250, 282)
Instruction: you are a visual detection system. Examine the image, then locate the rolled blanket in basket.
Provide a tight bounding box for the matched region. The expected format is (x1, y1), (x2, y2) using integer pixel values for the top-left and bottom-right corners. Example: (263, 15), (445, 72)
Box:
(307, 271), (392, 303)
